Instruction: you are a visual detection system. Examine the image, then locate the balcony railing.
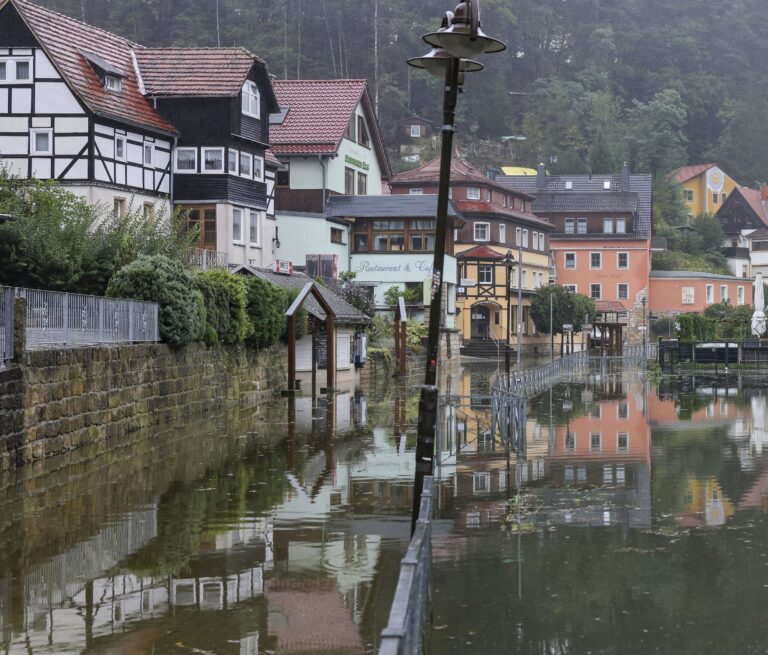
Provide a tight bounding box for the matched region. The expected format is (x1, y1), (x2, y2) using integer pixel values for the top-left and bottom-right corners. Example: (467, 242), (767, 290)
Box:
(190, 248), (229, 270)
(1, 286), (12, 364)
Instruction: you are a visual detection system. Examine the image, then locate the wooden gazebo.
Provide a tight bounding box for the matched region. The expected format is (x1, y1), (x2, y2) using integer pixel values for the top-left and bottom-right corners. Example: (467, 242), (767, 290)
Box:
(590, 300), (628, 356)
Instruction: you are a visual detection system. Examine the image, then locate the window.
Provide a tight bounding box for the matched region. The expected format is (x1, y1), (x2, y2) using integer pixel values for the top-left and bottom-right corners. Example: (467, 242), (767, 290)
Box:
(373, 220), (405, 251)
(175, 148), (197, 172)
(467, 187), (481, 200)
(617, 252), (628, 269)
(473, 472), (490, 493)
(516, 227), (522, 245)
(345, 167), (355, 195)
(538, 234), (545, 251)
(113, 197), (126, 218)
(564, 284), (577, 293)
(228, 149), (238, 174)
(603, 218), (614, 233)
(277, 163), (290, 187)
(603, 179), (611, 190)
(353, 232), (368, 252)
(591, 405), (601, 419)
(331, 227), (344, 244)
(143, 202), (155, 220)
(577, 219), (587, 234)
(522, 229), (528, 248)
(249, 209), (261, 246)
(202, 147), (224, 173)
(410, 220), (435, 251)
(344, 117), (355, 141)
(104, 74), (121, 92)
(410, 124), (421, 137)
(618, 433), (628, 450)
(564, 252), (576, 269)
(590, 433), (601, 451)
(474, 222), (490, 241)
(522, 270), (528, 288)
(357, 172), (368, 195)
(713, 192), (719, 204)
(684, 189), (694, 202)
(564, 219), (575, 234)
(565, 180), (573, 190)
(617, 283), (628, 300)
(30, 128), (52, 155)
(499, 224), (506, 244)
(0, 57), (33, 83)
(565, 432), (575, 450)
(532, 231), (539, 250)
(706, 284), (714, 304)
(478, 264), (494, 284)
(143, 143), (153, 166)
(239, 152), (252, 177)
(233, 208), (243, 243)
(590, 284), (601, 300)
(590, 252), (602, 269)
(618, 402), (628, 420)
(241, 81), (260, 118)
(409, 188), (423, 195)
(720, 285), (728, 302)
(253, 155), (264, 181)
(357, 115), (370, 148)
(737, 286), (745, 305)
(114, 135), (126, 161)
(616, 218), (626, 233)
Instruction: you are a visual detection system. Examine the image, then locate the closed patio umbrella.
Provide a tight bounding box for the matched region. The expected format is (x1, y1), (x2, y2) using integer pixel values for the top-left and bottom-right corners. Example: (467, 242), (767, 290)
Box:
(752, 272), (766, 337)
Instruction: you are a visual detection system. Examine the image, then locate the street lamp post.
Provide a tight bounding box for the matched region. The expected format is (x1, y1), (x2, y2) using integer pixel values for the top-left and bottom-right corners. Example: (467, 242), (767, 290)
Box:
(502, 250), (515, 382)
(407, 0), (505, 533)
(516, 241), (523, 373)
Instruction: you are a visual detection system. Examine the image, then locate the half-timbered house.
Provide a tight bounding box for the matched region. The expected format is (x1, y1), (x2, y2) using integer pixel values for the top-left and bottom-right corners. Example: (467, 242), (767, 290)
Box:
(715, 185), (768, 278)
(0, 0), (279, 268)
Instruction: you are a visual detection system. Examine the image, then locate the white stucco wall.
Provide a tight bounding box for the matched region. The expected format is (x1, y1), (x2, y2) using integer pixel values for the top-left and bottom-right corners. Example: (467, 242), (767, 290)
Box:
(213, 203), (275, 268)
(63, 185), (170, 221)
(275, 212), (350, 272)
(284, 157), (325, 190)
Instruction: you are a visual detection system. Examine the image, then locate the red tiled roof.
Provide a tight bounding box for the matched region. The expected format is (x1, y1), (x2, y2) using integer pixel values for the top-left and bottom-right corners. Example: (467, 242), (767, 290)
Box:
(13, 0), (176, 134)
(457, 245), (506, 260)
(736, 186), (768, 227)
(596, 300), (627, 314)
(270, 79), (366, 152)
(671, 163), (716, 184)
(135, 47), (259, 96)
(265, 150), (282, 168)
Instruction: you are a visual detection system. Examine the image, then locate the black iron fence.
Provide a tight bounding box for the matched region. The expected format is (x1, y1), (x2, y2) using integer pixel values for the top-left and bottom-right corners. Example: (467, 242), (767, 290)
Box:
(379, 476), (433, 655)
(658, 339), (768, 371)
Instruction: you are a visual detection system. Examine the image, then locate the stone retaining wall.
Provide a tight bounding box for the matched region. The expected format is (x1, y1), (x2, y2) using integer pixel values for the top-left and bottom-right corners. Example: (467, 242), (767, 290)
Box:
(0, 342), (287, 470)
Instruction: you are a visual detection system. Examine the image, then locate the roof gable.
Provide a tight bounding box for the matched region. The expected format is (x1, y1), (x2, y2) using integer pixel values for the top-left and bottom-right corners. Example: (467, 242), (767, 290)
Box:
(458, 245), (505, 260)
(671, 163), (716, 184)
(727, 186), (768, 228)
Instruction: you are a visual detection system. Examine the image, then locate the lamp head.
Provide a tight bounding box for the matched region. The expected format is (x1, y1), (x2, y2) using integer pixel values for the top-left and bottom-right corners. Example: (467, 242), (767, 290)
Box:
(423, 0), (506, 59)
(503, 249), (515, 265)
(407, 47), (484, 78)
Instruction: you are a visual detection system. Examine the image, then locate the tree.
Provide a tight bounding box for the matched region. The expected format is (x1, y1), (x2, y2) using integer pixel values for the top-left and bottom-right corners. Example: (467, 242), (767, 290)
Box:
(626, 89), (688, 176)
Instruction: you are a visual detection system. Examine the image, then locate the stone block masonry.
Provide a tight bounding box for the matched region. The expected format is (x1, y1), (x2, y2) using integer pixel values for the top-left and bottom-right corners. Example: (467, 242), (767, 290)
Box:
(0, 342), (287, 470)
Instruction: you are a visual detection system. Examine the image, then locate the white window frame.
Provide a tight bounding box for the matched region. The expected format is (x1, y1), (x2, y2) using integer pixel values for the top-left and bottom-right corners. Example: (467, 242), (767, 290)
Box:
(590, 283), (602, 300)
(249, 209), (261, 247)
(617, 283), (629, 300)
(737, 286), (745, 305)
(478, 264), (493, 284)
(114, 134), (126, 162)
(143, 143), (154, 167)
(410, 124), (421, 137)
(473, 472), (491, 494)
(603, 218), (614, 233)
(577, 219), (588, 234)
(617, 252), (629, 269)
(104, 74), (122, 92)
(174, 147), (197, 173)
(565, 180), (573, 190)
(706, 284), (714, 304)
(603, 179), (611, 190)
(228, 148), (238, 175)
(616, 218), (627, 234)
(0, 57), (33, 84)
(409, 188), (423, 195)
(564, 252), (576, 269)
(241, 80), (260, 118)
(467, 187), (481, 200)
(538, 233), (545, 251)
(532, 231), (539, 250)
(590, 252), (602, 270)
(522, 229), (529, 248)
(564, 284), (577, 293)
(253, 155), (264, 182)
(564, 219), (575, 234)
(233, 207), (244, 244)
(499, 224), (506, 244)
(29, 128), (52, 155)
(590, 432), (602, 451)
(684, 189), (694, 202)
(720, 285), (728, 302)
(474, 222), (490, 242)
(617, 432), (629, 451)
(239, 152), (252, 178)
(201, 147), (225, 173)
(516, 227), (522, 245)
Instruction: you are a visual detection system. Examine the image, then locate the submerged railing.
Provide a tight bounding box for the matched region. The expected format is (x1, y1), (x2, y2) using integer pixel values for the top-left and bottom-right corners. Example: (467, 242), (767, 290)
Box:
(0, 286), (12, 364)
(379, 476), (433, 655)
(15, 287), (159, 349)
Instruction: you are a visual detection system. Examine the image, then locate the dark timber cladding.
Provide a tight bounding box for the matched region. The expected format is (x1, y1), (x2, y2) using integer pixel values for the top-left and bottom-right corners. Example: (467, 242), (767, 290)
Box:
(0, 2), (36, 46)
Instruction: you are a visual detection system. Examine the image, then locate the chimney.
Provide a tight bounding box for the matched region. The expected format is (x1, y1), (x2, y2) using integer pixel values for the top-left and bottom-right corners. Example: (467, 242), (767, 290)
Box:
(761, 184), (768, 201)
(621, 162), (630, 192)
(536, 163), (546, 192)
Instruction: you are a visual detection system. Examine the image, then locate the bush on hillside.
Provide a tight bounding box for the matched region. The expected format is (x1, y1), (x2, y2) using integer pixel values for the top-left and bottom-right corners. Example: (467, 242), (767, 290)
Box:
(193, 269), (251, 345)
(106, 255), (203, 348)
(245, 277), (286, 349)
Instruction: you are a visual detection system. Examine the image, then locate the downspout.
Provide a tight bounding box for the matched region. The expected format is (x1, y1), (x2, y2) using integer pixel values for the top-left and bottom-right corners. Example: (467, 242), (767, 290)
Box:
(318, 153), (327, 212)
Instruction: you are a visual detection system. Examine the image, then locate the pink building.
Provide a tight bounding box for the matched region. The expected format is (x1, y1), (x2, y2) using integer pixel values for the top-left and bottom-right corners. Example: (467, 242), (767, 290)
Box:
(649, 271), (753, 314)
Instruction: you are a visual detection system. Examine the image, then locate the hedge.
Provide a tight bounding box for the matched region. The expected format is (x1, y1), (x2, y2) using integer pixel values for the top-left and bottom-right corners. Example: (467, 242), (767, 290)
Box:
(193, 269), (252, 345)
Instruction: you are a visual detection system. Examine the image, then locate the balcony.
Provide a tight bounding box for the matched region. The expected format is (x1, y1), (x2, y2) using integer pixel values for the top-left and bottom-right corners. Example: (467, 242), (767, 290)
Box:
(723, 246), (750, 260)
(189, 248), (229, 270)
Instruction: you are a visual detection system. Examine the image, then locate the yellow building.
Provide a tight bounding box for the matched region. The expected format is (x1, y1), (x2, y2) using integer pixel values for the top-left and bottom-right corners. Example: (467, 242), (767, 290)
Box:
(671, 163), (739, 216)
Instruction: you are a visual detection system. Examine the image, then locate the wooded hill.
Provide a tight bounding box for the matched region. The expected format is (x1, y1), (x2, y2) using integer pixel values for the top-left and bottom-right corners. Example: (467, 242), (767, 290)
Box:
(33, 0), (768, 186)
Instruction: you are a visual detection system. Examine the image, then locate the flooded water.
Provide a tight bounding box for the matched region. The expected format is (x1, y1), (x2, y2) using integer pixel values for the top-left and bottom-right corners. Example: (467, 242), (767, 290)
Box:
(1, 362), (768, 654)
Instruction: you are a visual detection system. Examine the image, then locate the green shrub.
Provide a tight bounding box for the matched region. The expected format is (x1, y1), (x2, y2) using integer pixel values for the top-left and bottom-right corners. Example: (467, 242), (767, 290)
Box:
(193, 269), (252, 345)
(281, 288), (308, 341)
(245, 277), (286, 349)
(107, 255), (203, 348)
(406, 319), (427, 350)
(369, 313), (394, 347)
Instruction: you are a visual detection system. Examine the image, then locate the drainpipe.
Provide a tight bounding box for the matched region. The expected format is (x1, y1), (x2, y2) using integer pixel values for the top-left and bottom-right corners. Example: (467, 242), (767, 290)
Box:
(318, 154), (327, 212)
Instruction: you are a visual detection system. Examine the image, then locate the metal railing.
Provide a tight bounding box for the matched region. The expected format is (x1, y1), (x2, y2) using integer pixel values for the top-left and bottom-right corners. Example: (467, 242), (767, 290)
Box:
(379, 476), (433, 655)
(16, 287), (159, 349)
(622, 343), (657, 363)
(0, 286), (12, 364)
(496, 350), (590, 398)
(190, 248), (229, 270)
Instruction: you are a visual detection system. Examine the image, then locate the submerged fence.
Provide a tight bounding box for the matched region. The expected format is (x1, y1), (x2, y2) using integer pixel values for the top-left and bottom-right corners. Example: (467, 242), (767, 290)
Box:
(1, 286), (12, 364)
(379, 476), (433, 655)
(15, 287), (159, 349)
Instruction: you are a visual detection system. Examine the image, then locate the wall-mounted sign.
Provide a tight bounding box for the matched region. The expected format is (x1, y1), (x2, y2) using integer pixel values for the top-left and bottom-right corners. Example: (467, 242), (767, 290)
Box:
(354, 259), (433, 274)
(706, 166), (724, 193)
(682, 287), (695, 304)
(275, 259), (293, 274)
(344, 154), (370, 172)
(461, 278), (477, 287)
(562, 323), (573, 332)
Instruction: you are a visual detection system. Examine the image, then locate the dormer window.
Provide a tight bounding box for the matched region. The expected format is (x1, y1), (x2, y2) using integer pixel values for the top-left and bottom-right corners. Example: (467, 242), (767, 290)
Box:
(104, 74), (121, 92)
(603, 179), (611, 190)
(242, 81), (260, 118)
(565, 180), (573, 190)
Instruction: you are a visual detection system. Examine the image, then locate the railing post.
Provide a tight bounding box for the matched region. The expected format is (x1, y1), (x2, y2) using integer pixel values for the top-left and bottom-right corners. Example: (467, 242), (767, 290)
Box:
(128, 302), (134, 342)
(63, 292), (69, 346)
(98, 296), (104, 342)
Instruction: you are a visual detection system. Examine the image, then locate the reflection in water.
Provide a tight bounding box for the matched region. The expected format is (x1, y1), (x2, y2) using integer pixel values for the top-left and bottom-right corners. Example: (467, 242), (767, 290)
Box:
(4, 363), (768, 654)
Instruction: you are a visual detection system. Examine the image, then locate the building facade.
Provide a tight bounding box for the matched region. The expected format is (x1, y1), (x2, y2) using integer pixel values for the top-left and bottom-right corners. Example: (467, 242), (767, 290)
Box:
(716, 185), (768, 278)
(671, 163), (739, 217)
(648, 270), (753, 316)
(269, 79), (391, 277)
(390, 153), (553, 353)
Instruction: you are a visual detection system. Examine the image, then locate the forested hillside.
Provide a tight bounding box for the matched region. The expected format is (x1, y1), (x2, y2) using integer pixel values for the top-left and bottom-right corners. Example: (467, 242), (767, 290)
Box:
(35, 0), (768, 185)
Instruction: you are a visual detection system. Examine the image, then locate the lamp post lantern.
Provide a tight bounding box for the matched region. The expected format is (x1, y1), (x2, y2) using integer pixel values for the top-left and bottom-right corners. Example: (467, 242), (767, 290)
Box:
(407, 0), (505, 533)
